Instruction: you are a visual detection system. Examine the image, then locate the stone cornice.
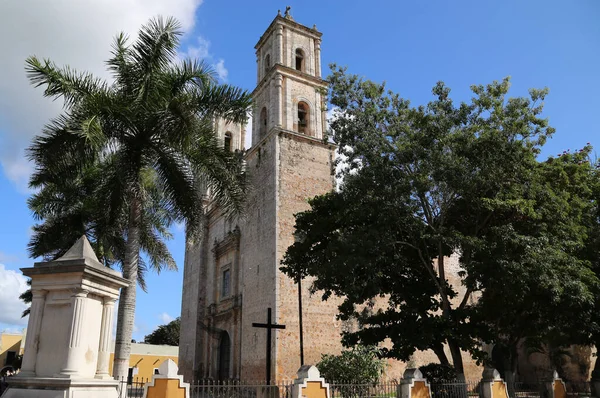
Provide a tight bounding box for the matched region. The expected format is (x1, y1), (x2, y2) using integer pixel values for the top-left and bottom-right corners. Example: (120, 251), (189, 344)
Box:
(23, 262), (129, 288)
(252, 63), (327, 97)
(245, 127), (336, 159)
(212, 227), (241, 259)
(255, 15), (321, 51)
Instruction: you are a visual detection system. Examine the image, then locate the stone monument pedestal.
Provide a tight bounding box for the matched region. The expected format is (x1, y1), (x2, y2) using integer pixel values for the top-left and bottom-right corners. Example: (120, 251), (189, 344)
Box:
(3, 236), (128, 398)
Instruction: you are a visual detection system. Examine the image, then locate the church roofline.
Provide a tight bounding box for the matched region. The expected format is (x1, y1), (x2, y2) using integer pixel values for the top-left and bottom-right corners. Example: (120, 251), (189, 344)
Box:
(254, 14), (322, 51)
(245, 127), (336, 160)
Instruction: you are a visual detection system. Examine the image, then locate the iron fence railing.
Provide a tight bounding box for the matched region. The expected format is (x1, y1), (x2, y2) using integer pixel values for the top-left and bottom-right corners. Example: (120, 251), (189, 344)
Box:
(189, 380), (294, 398)
(114, 378), (596, 398)
(430, 380), (482, 398)
(565, 382), (592, 398)
(117, 377), (148, 398)
(328, 380), (398, 398)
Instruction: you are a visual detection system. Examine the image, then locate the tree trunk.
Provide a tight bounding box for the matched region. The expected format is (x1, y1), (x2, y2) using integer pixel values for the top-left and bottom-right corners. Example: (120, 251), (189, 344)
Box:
(432, 342), (451, 366)
(448, 338), (466, 381)
(113, 197), (141, 380)
(506, 343), (519, 398)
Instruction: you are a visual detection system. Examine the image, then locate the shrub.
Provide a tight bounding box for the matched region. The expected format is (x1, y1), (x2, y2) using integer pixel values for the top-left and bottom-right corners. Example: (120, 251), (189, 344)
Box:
(317, 346), (385, 384)
(419, 363), (457, 383)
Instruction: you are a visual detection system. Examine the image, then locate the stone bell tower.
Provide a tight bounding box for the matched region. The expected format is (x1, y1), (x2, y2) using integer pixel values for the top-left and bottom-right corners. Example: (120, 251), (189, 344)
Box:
(179, 9), (341, 382)
(251, 8), (327, 143)
(239, 9), (340, 380)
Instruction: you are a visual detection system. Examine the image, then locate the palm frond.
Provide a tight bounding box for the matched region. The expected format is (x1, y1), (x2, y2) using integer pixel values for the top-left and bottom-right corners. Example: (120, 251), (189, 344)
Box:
(25, 56), (107, 108)
(131, 16), (182, 101)
(195, 83), (252, 124)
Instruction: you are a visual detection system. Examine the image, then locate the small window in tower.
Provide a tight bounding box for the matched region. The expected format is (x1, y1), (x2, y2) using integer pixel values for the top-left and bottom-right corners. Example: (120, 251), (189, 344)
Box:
(224, 132), (232, 151)
(295, 49), (304, 72)
(260, 107), (268, 138)
(264, 54), (271, 73)
(297, 102), (309, 135)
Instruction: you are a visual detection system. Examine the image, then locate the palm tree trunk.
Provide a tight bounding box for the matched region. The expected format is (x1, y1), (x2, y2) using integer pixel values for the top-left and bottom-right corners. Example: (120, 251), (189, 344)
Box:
(113, 196), (141, 380)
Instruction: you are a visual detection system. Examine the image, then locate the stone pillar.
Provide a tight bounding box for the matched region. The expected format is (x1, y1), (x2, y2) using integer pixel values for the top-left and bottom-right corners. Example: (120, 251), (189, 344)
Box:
(315, 39), (321, 78)
(399, 368), (431, 398)
(292, 365), (330, 398)
(96, 297), (116, 379)
(256, 51), (260, 84)
(19, 289), (48, 376)
(275, 25), (284, 65)
(273, 73), (283, 127)
(60, 288), (89, 377)
(481, 368), (509, 398)
(144, 359), (190, 398)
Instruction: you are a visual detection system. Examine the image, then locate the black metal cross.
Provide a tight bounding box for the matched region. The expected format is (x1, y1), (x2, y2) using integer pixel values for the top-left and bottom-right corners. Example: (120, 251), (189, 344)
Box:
(252, 307), (285, 385)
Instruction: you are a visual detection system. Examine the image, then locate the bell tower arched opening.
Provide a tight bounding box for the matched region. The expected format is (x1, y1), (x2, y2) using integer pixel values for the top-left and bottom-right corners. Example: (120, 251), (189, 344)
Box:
(295, 48), (305, 72)
(297, 102), (310, 135)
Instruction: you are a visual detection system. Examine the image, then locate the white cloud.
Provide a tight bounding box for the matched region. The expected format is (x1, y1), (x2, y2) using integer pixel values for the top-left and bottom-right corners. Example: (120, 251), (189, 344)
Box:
(0, 264), (29, 327)
(214, 59), (228, 81)
(182, 36), (229, 82)
(185, 36), (211, 60)
(0, 0), (204, 190)
(158, 312), (174, 324)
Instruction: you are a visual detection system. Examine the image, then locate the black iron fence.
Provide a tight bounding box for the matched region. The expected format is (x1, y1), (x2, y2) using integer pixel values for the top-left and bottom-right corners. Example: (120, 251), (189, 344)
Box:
(430, 380), (481, 398)
(565, 382), (592, 398)
(114, 378), (596, 398)
(328, 380), (398, 398)
(117, 377), (149, 398)
(189, 380), (294, 398)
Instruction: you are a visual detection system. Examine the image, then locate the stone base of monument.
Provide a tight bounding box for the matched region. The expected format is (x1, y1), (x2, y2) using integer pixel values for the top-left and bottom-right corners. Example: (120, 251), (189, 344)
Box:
(2, 377), (119, 398)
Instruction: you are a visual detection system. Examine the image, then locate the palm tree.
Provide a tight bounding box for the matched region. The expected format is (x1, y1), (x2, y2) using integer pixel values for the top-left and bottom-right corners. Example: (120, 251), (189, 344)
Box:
(20, 160), (179, 317)
(26, 16), (252, 378)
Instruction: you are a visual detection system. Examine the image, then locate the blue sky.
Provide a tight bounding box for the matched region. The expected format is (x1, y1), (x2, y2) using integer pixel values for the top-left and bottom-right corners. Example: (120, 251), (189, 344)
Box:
(0, 0), (599, 340)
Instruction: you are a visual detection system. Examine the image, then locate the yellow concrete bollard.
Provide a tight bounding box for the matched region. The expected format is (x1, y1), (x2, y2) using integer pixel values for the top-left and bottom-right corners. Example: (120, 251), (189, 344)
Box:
(481, 368), (509, 398)
(292, 365), (331, 398)
(544, 371), (566, 398)
(400, 368), (431, 398)
(143, 359), (190, 398)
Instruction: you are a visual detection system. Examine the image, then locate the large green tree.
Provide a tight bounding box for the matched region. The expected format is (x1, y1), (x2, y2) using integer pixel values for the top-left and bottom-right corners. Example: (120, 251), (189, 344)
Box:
(469, 147), (599, 387)
(144, 317), (181, 346)
(26, 17), (251, 378)
(282, 65), (597, 381)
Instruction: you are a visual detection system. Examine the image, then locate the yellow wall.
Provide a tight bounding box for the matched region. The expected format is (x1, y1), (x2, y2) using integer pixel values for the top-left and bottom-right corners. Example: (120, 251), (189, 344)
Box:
(0, 334), (24, 367)
(108, 353), (179, 381)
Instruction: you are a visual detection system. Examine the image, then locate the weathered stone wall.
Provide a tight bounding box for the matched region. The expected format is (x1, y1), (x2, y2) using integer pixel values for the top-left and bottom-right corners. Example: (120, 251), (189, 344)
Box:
(238, 133), (279, 380)
(274, 132), (340, 379)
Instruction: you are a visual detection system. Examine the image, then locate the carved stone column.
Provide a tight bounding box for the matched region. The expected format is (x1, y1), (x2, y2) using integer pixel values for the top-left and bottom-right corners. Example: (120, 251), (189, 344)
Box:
(19, 289), (48, 376)
(273, 73), (283, 127)
(60, 288), (89, 377)
(315, 39), (322, 78)
(275, 25), (284, 65)
(95, 297), (116, 379)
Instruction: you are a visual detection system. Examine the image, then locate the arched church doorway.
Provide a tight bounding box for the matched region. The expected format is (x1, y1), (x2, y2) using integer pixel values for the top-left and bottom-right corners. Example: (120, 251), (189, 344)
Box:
(218, 331), (231, 380)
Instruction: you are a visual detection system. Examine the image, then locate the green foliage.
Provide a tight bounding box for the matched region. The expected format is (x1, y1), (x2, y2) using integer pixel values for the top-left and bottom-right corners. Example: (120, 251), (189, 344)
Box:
(419, 363), (457, 383)
(144, 317), (181, 346)
(282, 64), (600, 378)
(317, 346), (385, 384)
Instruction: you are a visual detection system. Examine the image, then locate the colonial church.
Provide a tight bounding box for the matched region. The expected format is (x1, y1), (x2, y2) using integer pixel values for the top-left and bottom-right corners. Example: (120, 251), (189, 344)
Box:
(179, 9), (592, 384)
(178, 10), (345, 381)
